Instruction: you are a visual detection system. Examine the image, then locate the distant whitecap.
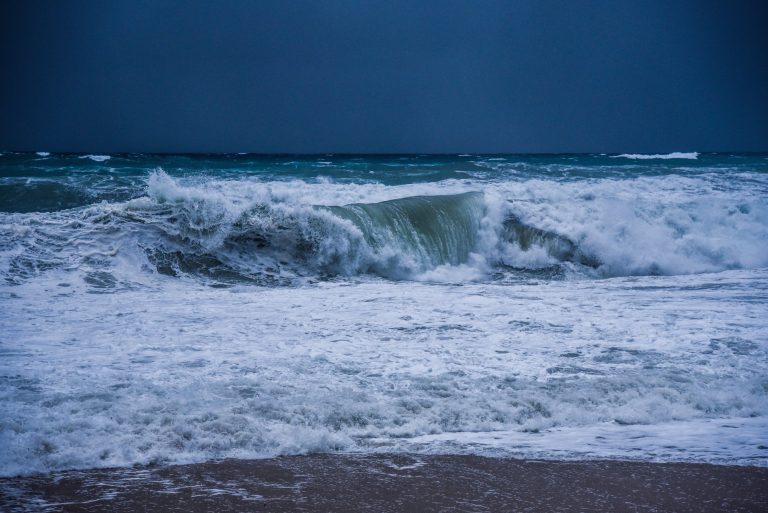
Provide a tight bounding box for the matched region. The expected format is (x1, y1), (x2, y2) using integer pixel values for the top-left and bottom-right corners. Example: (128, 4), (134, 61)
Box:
(80, 154), (111, 162)
(613, 152), (699, 160)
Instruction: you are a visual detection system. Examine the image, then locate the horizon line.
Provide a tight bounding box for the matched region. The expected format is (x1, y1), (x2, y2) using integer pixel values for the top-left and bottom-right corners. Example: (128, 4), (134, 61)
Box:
(3, 150), (767, 157)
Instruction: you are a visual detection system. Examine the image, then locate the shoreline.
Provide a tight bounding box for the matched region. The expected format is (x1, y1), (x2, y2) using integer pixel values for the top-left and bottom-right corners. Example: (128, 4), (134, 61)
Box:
(2, 454), (766, 512)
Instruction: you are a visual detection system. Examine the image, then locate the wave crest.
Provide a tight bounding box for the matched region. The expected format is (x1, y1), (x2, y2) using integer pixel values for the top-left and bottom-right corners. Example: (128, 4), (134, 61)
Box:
(3, 170), (766, 287)
(136, 173), (535, 281)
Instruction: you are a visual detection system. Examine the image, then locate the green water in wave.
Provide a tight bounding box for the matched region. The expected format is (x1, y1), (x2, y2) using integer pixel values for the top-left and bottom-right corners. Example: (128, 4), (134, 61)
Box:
(327, 192), (485, 270)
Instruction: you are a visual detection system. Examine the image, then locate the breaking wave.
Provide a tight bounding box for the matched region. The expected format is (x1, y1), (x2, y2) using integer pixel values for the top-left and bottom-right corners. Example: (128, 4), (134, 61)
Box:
(2, 170), (767, 287)
(120, 172), (591, 283)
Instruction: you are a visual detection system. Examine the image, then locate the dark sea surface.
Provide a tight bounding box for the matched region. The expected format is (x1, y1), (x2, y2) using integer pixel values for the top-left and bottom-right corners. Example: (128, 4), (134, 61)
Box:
(1, 152), (767, 477)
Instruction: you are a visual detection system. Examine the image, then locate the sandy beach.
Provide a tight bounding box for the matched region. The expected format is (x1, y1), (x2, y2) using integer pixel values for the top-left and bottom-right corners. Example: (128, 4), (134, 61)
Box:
(2, 454), (767, 512)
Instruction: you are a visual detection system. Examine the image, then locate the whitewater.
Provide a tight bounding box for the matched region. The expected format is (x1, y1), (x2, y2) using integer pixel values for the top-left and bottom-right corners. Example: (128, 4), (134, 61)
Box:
(1, 152), (767, 476)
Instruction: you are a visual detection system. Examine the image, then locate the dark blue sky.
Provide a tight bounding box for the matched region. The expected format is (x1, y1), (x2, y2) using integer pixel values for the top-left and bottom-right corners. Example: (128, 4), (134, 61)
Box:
(1, 0), (766, 153)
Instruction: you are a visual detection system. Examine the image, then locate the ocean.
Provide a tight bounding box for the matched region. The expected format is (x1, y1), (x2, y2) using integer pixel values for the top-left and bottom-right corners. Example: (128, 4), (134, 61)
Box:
(1, 151), (767, 477)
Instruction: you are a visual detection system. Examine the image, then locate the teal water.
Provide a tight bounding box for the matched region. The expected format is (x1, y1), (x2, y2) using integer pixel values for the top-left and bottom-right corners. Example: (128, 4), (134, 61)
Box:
(2, 152), (766, 213)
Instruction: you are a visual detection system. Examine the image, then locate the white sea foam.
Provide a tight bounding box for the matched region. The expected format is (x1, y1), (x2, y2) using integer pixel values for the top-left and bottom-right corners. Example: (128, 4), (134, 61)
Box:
(35, 151), (50, 157)
(1, 271), (766, 475)
(392, 417), (768, 465)
(613, 152), (699, 160)
(492, 175), (768, 276)
(136, 171), (768, 279)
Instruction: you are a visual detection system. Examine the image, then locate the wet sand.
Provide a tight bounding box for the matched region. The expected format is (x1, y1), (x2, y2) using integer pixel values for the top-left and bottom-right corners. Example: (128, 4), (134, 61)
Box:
(1, 454), (766, 512)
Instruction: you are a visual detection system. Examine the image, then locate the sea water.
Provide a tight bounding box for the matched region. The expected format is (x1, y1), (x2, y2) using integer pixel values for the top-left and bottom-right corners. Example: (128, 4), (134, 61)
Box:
(1, 152), (766, 476)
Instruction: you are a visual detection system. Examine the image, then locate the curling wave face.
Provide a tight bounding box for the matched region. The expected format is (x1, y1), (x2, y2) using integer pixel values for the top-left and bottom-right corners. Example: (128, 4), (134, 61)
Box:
(137, 175), (495, 281)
